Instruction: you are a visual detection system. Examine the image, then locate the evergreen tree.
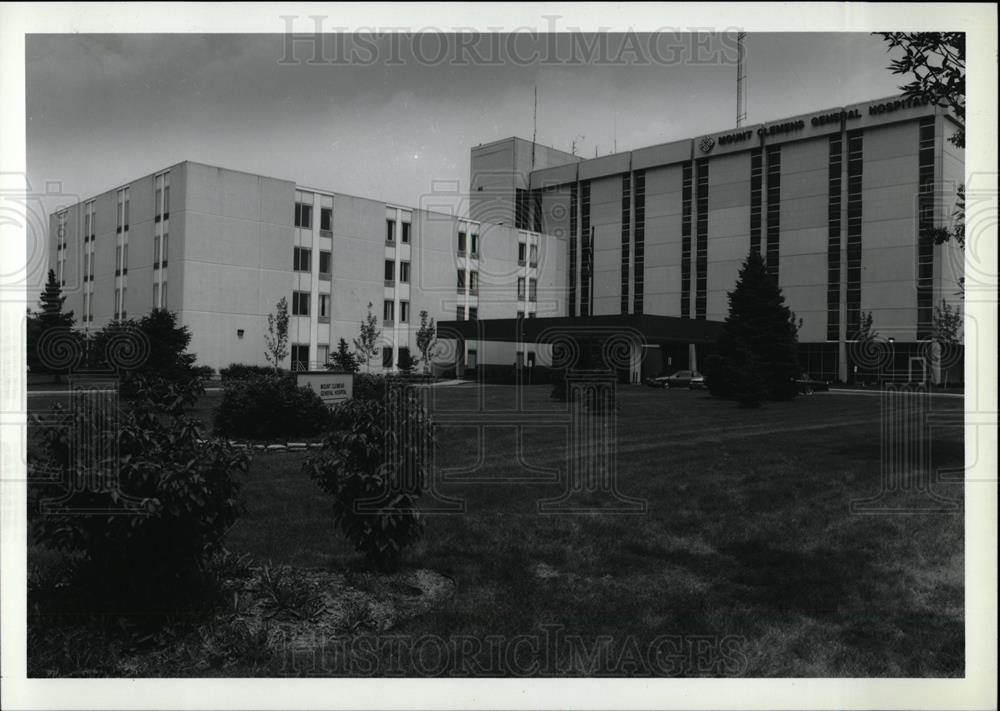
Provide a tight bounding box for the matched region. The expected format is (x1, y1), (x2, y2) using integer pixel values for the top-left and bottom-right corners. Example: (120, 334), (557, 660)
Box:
(328, 337), (360, 373)
(27, 269), (81, 379)
(705, 250), (800, 405)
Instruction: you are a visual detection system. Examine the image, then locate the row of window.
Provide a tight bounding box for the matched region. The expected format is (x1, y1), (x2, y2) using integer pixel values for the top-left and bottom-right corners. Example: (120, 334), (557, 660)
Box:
(294, 202), (333, 232)
(382, 300), (411, 324)
(517, 242), (538, 266)
(457, 230), (479, 255)
(385, 260), (411, 283)
(291, 291), (332, 319)
(386, 219), (411, 244)
(293, 246), (332, 274)
(457, 270), (479, 292)
(289, 343), (416, 372)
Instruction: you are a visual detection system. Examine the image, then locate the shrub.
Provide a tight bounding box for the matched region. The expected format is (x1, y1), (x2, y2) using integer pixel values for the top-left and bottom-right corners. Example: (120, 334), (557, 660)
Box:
(213, 374), (331, 441)
(194, 365), (217, 381)
(220, 363), (286, 381)
(351, 373), (387, 403)
(305, 389), (433, 568)
(29, 404), (250, 610)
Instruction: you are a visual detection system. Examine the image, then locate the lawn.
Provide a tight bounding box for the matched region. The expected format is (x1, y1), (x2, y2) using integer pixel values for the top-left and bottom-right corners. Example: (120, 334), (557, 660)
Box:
(26, 383), (964, 677)
(220, 384), (964, 677)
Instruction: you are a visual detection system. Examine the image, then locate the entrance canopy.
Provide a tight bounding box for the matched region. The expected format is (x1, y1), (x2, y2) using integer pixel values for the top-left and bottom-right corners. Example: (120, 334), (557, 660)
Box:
(438, 313), (725, 345)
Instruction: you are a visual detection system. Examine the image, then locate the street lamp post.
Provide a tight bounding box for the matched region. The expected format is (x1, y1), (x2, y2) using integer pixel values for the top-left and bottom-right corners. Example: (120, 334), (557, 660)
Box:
(887, 337), (895, 384)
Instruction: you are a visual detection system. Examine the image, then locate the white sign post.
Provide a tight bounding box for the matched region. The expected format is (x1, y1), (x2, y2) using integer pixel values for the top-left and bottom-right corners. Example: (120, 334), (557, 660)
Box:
(295, 371), (354, 409)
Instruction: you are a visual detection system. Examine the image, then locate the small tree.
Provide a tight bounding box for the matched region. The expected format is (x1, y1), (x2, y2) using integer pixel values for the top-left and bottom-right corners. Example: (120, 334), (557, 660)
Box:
(264, 297), (289, 371)
(353, 302), (382, 373)
(27, 269), (82, 382)
(414, 310), (438, 374)
(705, 250), (799, 404)
(328, 337), (360, 373)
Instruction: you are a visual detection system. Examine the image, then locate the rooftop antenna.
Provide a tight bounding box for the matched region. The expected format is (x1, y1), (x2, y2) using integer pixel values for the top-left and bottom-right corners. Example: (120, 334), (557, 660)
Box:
(736, 31), (748, 128)
(613, 111), (618, 153)
(531, 85), (537, 170)
(571, 134), (584, 156)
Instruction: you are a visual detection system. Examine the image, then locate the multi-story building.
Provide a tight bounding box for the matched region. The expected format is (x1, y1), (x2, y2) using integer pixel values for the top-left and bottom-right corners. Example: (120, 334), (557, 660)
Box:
(49, 93), (963, 383)
(464, 94), (965, 383)
(49, 161), (561, 373)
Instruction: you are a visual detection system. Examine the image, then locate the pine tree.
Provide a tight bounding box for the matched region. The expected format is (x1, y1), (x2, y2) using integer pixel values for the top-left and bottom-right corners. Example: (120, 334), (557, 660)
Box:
(27, 269), (80, 379)
(328, 337), (360, 373)
(706, 250), (800, 405)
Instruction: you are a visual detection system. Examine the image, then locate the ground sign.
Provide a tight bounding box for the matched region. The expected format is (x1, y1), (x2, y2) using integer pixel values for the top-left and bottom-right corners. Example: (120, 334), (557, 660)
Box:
(296, 371), (354, 408)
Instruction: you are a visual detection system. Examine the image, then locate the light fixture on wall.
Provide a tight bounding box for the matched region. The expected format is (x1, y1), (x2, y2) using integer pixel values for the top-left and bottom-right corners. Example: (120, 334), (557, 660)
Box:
(237, 329), (244, 339)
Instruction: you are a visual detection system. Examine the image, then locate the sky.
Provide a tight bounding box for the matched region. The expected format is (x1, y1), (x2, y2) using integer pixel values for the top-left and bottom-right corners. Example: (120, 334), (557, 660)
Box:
(25, 32), (907, 218)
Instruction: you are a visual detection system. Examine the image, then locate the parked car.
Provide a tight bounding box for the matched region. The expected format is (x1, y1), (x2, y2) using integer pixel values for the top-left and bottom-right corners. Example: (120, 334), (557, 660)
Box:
(644, 370), (705, 389)
(795, 372), (830, 394)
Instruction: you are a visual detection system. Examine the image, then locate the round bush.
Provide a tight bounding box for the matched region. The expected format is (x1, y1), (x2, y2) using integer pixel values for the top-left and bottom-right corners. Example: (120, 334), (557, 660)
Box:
(213, 374), (332, 441)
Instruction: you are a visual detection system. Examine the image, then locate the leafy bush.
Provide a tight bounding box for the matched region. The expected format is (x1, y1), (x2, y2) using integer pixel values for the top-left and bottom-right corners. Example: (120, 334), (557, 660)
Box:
(351, 373), (387, 403)
(220, 363), (285, 381)
(29, 404), (250, 610)
(213, 374), (331, 441)
(305, 389), (433, 568)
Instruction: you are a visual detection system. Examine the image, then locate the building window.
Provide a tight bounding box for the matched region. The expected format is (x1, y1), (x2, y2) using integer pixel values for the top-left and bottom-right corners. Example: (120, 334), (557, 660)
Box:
(319, 293), (331, 320)
(294, 246), (312, 272)
(517, 277), (525, 300)
(470, 232), (479, 256)
(295, 202), (313, 229)
(469, 270), (479, 294)
(529, 278), (537, 302)
(400, 301), (410, 323)
(401, 222), (411, 243)
(457, 270), (466, 291)
(115, 245), (122, 276)
(468, 307), (478, 321)
(153, 283), (160, 309)
(399, 261), (410, 283)
(681, 162), (693, 318)
(383, 300), (395, 323)
(633, 170), (646, 315)
(457, 231), (466, 255)
(382, 348), (394, 369)
(528, 312), (536, 319)
(518, 242), (526, 265)
(320, 207), (332, 233)
(163, 183), (170, 220)
(291, 344), (309, 371)
(517, 310), (524, 319)
(384, 259), (395, 283)
(292, 291), (310, 316)
(161, 281), (167, 308)
(114, 287), (121, 319)
(467, 348), (478, 369)
(154, 234), (161, 268)
(386, 219), (395, 243)
(161, 232), (168, 267)
(580, 180), (592, 317)
(621, 172), (631, 314)
(456, 306), (465, 321)
(529, 243), (538, 267)
(397, 347), (411, 369)
(123, 190), (130, 231)
(318, 344), (329, 365)
(319, 250), (331, 275)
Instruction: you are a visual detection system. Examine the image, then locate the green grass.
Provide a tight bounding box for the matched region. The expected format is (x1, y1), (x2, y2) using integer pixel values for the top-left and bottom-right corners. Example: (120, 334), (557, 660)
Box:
(27, 384), (964, 677)
(222, 385), (964, 676)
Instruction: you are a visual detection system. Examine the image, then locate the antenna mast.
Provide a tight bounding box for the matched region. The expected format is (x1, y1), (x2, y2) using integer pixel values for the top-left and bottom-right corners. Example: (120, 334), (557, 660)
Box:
(736, 32), (747, 128)
(531, 85), (538, 169)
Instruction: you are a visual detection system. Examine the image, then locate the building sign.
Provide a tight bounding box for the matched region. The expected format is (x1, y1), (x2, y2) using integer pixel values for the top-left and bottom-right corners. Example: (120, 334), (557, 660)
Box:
(757, 119), (806, 137)
(867, 96), (932, 115)
(811, 108), (862, 126)
(698, 135), (716, 153)
(296, 371), (354, 409)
